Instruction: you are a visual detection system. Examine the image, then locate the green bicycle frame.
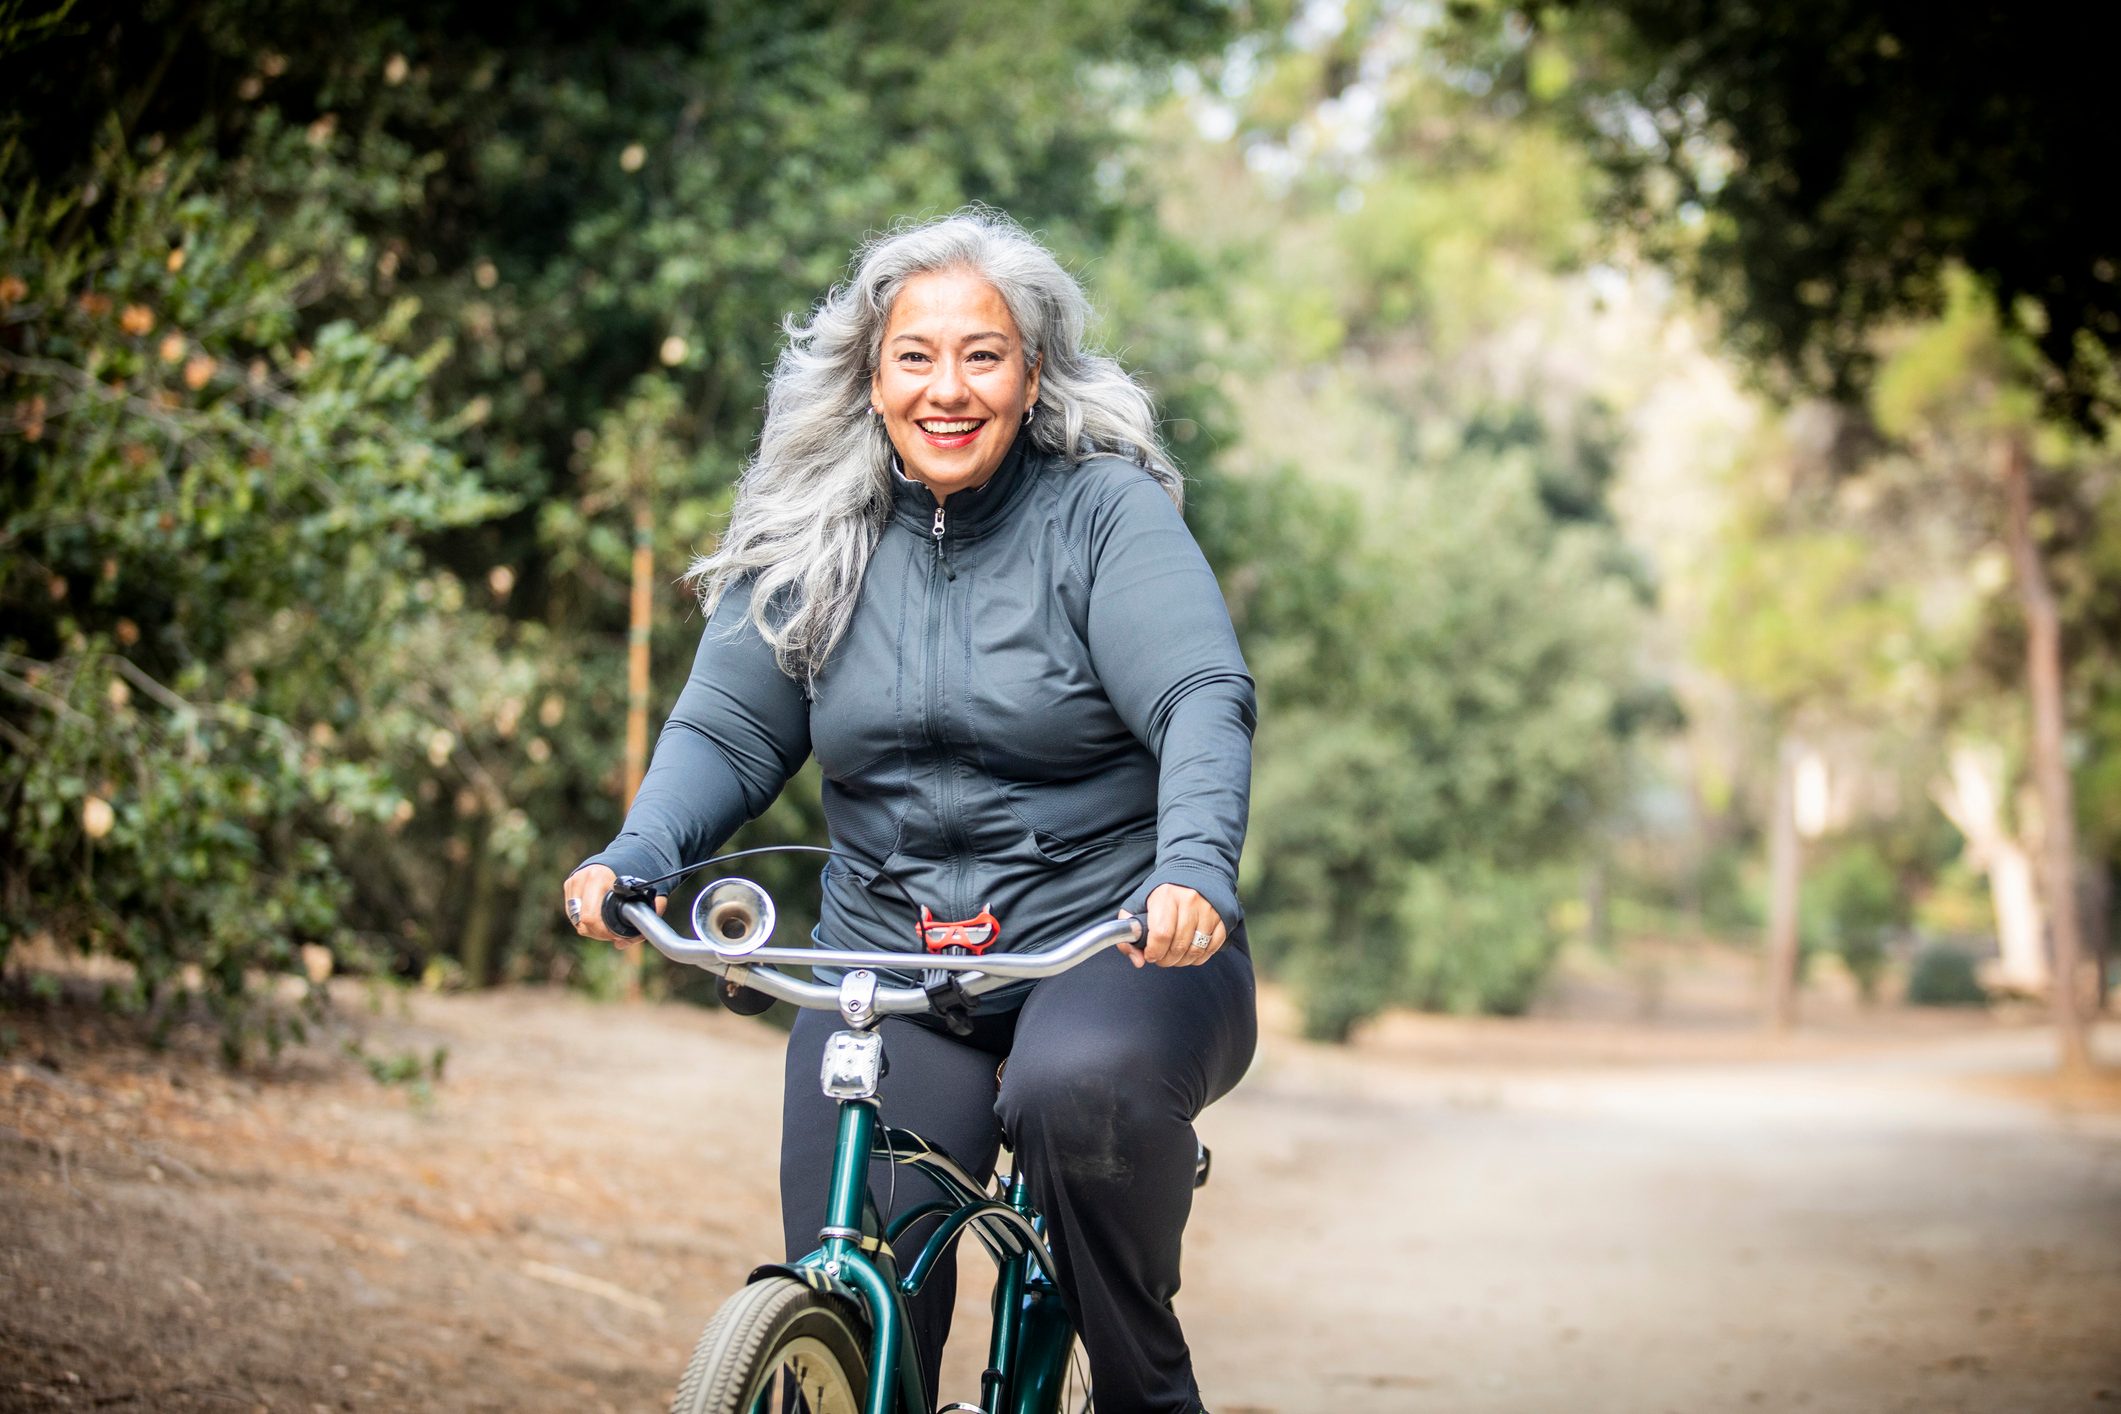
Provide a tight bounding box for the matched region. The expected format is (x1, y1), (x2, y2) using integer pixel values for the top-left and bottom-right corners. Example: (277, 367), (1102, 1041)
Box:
(783, 1093), (1082, 1414)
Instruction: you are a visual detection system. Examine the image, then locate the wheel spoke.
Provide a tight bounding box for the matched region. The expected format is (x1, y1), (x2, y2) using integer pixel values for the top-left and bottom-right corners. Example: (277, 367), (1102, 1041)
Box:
(751, 1334), (861, 1412)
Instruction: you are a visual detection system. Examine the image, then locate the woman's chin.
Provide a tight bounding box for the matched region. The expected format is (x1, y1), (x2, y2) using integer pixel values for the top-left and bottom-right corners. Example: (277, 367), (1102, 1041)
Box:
(907, 451), (1006, 500)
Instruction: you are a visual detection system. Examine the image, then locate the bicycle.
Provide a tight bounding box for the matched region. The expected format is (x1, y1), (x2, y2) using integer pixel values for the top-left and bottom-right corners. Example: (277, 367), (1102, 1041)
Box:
(605, 858), (1195, 1414)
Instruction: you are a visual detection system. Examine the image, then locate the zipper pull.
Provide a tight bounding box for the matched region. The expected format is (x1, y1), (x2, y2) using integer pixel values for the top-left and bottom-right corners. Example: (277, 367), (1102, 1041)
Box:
(932, 505), (955, 579)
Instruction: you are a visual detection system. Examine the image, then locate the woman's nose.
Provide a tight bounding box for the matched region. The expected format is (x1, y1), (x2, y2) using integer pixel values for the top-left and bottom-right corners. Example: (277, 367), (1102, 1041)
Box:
(929, 356), (968, 404)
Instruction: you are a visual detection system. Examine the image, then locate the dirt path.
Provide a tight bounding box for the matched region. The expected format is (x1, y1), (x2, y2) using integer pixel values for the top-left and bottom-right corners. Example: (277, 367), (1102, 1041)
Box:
(3, 979), (2117, 1413)
(1190, 1017), (2121, 1413)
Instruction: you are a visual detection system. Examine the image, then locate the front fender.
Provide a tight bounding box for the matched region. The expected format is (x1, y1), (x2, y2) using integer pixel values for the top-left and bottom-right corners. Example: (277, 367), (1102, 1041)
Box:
(750, 1260), (923, 1414)
(746, 1260), (862, 1310)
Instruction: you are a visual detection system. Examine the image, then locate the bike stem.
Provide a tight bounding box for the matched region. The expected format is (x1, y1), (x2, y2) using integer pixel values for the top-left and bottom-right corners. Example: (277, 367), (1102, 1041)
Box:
(822, 1100), (877, 1254)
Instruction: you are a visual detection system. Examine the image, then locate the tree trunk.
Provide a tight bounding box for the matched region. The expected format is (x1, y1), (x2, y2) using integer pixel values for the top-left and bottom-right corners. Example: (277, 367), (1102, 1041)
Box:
(1989, 838), (2050, 995)
(2088, 861), (2113, 1014)
(1999, 433), (2093, 1076)
(1930, 743), (2048, 993)
(1764, 733), (1803, 1032)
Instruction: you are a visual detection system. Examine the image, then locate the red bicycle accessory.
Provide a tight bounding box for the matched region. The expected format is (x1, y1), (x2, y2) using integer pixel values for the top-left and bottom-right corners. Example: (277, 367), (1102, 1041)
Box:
(919, 905), (1001, 955)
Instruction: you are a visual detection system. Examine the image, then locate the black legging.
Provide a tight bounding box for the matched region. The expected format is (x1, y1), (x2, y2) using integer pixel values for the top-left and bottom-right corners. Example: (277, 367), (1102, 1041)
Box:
(780, 939), (1256, 1414)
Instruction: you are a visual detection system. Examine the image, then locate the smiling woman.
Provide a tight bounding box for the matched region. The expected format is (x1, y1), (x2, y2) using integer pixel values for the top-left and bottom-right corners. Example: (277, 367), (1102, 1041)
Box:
(562, 208), (1256, 1414)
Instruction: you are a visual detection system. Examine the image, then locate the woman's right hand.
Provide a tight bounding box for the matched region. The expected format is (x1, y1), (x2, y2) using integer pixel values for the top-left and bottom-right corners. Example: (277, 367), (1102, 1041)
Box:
(562, 863), (666, 945)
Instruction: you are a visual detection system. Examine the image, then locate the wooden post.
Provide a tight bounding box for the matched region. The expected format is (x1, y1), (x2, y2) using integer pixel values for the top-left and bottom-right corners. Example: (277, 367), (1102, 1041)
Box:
(620, 496), (654, 1000)
(624, 504), (654, 807)
(1999, 433), (2093, 1076)
(459, 818), (497, 987)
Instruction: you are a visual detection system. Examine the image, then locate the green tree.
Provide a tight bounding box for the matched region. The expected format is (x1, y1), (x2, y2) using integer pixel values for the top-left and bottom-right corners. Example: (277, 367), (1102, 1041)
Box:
(1141, 11), (1669, 1038)
(1226, 438), (1648, 1039)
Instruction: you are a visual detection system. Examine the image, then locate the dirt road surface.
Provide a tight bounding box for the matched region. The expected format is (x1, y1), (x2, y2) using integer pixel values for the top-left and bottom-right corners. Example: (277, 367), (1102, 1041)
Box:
(4, 963), (2117, 1413)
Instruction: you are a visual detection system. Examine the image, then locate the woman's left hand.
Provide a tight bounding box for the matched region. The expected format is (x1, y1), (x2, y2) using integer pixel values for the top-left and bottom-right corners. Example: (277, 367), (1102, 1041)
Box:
(1117, 884), (1226, 968)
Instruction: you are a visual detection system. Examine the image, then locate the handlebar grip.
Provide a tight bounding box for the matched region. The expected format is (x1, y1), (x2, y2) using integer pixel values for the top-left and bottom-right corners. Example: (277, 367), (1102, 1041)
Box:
(602, 875), (658, 938)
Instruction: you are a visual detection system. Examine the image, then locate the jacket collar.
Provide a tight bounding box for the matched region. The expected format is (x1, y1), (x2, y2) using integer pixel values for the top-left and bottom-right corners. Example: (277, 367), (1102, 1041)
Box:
(887, 430), (1036, 539)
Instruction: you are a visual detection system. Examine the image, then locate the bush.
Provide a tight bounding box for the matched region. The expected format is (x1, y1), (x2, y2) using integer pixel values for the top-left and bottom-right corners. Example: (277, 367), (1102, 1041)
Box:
(1, 130), (506, 1057)
(1288, 940), (1403, 1044)
(1806, 841), (1907, 1004)
(1397, 862), (1563, 1017)
(1905, 945), (1989, 1007)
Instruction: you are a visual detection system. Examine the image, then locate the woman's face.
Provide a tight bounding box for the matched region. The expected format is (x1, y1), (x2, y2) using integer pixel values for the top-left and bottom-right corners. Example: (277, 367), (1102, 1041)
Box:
(872, 269), (1040, 504)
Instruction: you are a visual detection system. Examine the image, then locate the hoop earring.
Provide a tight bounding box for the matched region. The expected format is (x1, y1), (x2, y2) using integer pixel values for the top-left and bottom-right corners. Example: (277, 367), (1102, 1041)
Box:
(1023, 403), (1037, 426)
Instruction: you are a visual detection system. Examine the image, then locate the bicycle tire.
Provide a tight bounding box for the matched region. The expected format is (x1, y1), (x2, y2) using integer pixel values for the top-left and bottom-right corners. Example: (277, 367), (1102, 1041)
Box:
(671, 1277), (871, 1414)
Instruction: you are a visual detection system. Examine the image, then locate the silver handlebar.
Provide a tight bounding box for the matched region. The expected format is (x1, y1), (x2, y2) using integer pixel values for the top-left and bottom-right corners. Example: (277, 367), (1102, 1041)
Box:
(618, 900), (1144, 1017)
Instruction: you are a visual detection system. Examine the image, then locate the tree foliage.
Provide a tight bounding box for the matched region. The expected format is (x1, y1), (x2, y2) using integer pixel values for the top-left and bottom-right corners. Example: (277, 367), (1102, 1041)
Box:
(3, 0), (1257, 1042)
(1463, 0), (2121, 430)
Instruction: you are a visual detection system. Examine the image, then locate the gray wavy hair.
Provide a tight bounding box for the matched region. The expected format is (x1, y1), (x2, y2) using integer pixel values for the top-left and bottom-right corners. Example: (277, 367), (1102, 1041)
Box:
(685, 207), (1183, 681)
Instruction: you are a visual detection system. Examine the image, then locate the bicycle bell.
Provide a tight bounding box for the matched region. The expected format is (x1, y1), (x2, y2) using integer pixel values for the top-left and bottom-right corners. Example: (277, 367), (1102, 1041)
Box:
(690, 877), (776, 956)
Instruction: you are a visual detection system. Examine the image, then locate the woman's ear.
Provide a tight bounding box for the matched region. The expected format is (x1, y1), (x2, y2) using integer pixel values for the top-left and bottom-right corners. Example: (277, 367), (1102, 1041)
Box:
(1025, 353), (1042, 409)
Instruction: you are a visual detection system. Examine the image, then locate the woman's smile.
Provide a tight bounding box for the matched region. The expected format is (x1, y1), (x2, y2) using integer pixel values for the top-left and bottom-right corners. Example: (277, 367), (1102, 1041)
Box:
(917, 417), (985, 449)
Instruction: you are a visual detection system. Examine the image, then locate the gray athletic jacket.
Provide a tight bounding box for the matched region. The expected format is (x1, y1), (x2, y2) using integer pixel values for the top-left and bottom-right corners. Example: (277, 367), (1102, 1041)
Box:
(582, 436), (1256, 994)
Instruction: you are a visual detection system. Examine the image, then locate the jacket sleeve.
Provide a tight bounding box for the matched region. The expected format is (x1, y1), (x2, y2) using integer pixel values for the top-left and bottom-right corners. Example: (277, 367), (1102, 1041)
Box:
(1082, 471), (1257, 929)
(577, 578), (812, 887)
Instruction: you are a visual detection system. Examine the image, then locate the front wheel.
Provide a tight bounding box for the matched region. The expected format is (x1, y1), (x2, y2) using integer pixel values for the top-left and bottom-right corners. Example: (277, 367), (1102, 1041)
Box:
(671, 1277), (871, 1414)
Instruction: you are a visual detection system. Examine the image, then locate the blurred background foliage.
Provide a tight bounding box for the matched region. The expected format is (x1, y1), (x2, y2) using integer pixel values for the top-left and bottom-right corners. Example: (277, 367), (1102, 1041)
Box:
(3, 0), (2116, 1053)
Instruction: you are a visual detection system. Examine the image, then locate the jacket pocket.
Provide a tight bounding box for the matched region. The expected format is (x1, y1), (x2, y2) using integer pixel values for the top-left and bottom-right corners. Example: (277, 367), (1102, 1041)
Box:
(1026, 828), (1156, 865)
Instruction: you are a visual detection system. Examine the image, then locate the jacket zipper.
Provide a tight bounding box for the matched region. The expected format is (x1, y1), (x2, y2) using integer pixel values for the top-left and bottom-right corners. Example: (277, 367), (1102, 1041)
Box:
(925, 501), (969, 918)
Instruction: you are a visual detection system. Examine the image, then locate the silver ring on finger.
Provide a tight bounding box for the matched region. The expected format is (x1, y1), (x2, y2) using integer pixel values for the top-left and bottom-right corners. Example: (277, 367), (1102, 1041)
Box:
(566, 898), (583, 928)
(1190, 930), (1213, 951)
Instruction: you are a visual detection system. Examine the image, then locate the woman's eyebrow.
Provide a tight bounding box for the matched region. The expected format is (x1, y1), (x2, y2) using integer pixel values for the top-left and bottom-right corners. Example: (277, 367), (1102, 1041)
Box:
(889, 330), (1011, 346)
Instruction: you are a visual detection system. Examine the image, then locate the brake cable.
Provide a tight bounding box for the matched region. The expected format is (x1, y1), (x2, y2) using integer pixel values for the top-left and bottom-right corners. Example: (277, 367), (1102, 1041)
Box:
(614, 842), (924, 917)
